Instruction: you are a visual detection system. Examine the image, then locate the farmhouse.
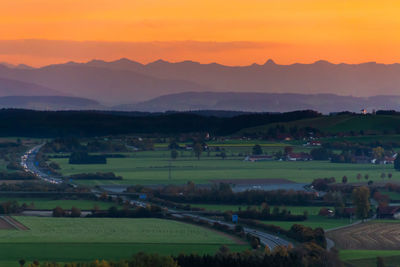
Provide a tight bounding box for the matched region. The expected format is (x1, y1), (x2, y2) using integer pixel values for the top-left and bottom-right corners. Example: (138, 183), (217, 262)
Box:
(287, 153), (312, 161)
(371, 153), (398, 164)
(244, 155), (274, 162)
(384, 154), (398, 164)
(377, 206), (400, 219)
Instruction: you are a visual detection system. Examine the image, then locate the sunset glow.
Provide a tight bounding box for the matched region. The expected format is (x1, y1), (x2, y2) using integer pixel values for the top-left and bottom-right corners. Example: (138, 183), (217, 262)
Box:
(1, 0), (399, 66)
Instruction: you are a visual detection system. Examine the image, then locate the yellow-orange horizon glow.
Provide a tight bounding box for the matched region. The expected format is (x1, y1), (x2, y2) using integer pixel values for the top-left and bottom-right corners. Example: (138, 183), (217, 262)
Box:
(1, 0), (400, 66)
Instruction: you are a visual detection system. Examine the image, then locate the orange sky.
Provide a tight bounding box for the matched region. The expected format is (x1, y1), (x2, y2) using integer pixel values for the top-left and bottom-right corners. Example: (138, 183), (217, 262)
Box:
(1, 0), (399, 66)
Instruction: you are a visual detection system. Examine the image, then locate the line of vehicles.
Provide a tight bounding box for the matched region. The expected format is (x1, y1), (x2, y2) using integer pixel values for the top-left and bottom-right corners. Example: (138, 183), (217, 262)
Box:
(20, 145), (62, 185)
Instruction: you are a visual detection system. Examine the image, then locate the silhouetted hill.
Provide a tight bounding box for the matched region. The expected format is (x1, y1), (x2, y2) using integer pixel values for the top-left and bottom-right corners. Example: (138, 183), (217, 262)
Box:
(0, 77), (61, 96)
(114, 92), (400, 113)
(0, 96), (104, 110)
(3, 59), (400, 110)
(80, 58), (400, 98)
(0, 109), (320, 137)
(0, 63), (211, 104)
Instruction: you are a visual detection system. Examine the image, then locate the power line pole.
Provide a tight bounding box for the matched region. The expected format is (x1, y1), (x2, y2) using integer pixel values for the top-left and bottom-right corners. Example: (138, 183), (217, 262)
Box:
(168, 160), (172, 180)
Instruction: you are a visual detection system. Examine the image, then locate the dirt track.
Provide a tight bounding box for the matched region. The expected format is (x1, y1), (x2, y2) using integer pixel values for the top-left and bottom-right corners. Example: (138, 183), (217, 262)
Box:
(327, 222), (400, 250)
(0, 217), (14, 229)
(0, 216), (29, 230)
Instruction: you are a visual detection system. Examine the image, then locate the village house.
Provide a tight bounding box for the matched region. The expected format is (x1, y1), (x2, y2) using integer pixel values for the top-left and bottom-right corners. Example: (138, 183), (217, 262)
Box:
(287, 152), (312, 161)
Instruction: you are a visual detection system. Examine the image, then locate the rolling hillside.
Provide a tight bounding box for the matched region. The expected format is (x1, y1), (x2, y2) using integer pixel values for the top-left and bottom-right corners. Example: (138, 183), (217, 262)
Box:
(238, 114), (400, 135)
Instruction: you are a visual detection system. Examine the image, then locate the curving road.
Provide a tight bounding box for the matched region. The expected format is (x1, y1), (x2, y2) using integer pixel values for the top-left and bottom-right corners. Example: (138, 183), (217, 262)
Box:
(21, 144), (63, 184)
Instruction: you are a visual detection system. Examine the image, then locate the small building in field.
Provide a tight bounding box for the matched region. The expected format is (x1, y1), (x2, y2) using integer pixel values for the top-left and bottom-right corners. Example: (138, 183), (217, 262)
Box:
(244, 155), (274, 162)
(377, 206), (400, 219)
(287, 153), (312, 161)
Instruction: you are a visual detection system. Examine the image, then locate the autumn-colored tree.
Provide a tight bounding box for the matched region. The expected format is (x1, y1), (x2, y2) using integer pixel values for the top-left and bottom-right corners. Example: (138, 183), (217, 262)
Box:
(70, 206), (81, 217)
(352, 186), (370, 220)
(52, 206), (65, 217)
(373, 146), (385, 163)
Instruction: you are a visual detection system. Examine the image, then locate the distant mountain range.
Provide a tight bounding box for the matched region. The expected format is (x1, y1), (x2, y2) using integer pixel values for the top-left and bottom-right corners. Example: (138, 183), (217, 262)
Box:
(0, 96), (104, 110)
(117, 92), (400, 113)
(1, 59), (400, 112)
(0, 77), (62, 97)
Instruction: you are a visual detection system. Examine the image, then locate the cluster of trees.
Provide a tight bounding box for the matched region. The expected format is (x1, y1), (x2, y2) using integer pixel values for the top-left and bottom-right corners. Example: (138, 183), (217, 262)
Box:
(310, 148), (330, 160)
(0, 141), (27, 168)
(17, 245), (343, 267)
(0, 181), (90, 193)
(244, 123), (323, 140)
(52, 206), (82, 217)
(69, 172), (122, 180)
(0, 200), (23, 214)
(232, 204), (307, 221)
(384, 183), (400, 193)
(18, 253), (179, 267)
(352, 186), (371, 220)
(324, 140), (400, 151)
(43, 138), (128, 153)
(311, 177), (336, 191)
(0, 171), (36, 180)
(0, 109), (321, 137)
(127, 138), (155, 151)
(69, 152), (107, 164)
(151, 183), (318, 206)
(89, 205), (163, 218)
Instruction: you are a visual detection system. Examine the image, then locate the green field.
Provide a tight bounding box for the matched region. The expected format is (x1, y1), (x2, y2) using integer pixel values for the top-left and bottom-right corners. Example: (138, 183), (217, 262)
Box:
(0, 197), (115, 210)
(51, 153), (398, 185)
(340, 250), (400, 267)
(261, 215), (351, 230)
(0, 217), (248, 265)
(191, 204), (329, 215)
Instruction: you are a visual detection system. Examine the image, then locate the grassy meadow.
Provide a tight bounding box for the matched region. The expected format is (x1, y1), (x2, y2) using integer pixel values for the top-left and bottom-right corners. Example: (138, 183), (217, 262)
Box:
(340, 250), (400, 267)
(0, 217), (248, 265)
(50, 150), (398, 185)
(261, 215), (351, 230)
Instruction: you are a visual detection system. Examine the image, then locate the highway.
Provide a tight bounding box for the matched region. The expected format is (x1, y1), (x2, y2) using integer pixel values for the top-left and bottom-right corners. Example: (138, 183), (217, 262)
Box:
(178, 213), (290, 249)
(21, 144), (63, 184)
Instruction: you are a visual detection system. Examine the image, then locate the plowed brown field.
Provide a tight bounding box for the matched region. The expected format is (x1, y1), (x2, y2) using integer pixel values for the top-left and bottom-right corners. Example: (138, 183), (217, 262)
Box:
(327, 222), (400, 250)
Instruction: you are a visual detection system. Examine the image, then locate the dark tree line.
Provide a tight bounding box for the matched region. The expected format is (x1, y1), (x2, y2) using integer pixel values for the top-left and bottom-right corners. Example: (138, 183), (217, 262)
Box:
(29, 245), (342, 267)
(149, 184), (319, 206)
(0, 109), (320, 137)
(69, 172), (122, 180)
(69, 152), (107, 164)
